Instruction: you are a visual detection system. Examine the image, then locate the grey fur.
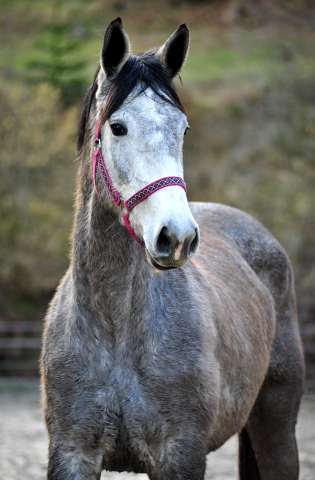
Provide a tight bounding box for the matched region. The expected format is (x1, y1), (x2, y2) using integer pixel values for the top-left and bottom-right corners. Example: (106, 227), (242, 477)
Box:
(41, 20), (304, 480)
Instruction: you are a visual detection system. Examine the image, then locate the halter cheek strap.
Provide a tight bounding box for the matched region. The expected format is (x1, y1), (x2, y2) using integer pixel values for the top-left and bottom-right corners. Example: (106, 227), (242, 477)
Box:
(93, 119), (186, 248)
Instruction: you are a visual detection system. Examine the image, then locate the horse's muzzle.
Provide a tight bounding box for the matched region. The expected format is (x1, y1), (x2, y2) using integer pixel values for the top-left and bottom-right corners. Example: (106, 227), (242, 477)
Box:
(147, 224), (200, 270)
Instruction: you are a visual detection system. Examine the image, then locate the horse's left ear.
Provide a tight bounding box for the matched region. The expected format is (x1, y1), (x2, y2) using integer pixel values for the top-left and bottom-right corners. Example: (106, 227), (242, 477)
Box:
(157, 24), (189, 79)
(101, 17), (130, 79)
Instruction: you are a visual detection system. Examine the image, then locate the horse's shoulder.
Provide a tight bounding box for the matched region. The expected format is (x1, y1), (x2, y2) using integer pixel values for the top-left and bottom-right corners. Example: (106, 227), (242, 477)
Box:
(189, 202), (293, 305)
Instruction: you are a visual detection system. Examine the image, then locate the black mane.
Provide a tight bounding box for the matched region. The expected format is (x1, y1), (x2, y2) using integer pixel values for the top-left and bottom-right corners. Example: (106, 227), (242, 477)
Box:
(77, 54), (185, 152)
(77, 65), (100, 152)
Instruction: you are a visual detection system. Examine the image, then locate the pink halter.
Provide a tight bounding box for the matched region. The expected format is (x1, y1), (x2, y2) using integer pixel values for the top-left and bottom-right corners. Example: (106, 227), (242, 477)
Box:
(93, 118), (186, 247)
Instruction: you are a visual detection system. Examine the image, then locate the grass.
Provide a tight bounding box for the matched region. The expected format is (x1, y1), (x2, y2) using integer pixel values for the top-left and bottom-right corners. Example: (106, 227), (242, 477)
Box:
(2, 0), (315, 92)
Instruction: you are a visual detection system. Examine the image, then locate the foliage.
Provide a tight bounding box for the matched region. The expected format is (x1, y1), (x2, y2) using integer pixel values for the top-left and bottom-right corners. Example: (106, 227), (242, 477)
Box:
(24, 2), (87, 105)
(0, 0), (314, 374)
(0, 81), (78, 312)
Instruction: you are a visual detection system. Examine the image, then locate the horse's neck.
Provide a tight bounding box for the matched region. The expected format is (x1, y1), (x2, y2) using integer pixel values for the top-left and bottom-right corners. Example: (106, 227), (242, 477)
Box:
(70, 179), (151, 324)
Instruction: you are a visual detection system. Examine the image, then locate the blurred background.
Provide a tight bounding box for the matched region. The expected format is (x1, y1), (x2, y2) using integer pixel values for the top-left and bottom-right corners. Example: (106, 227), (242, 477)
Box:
(0, 0), (314, 385)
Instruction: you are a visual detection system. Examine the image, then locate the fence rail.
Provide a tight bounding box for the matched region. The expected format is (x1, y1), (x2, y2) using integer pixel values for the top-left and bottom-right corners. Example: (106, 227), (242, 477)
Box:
(0, 320), (43, 376)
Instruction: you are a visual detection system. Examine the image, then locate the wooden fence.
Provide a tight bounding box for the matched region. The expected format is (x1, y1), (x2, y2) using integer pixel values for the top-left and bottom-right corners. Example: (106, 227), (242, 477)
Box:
(0, 319), (314, 380)
(0, 320), (43, 376)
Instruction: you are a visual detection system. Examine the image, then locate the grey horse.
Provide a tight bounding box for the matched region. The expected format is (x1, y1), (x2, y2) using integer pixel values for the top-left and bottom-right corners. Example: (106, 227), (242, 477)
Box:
(41, 18), (304, 480)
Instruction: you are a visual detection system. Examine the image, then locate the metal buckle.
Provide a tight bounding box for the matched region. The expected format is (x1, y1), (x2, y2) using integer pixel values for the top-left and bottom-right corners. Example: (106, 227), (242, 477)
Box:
(94, 138), (101, 151)
(119, 202), (128, 215)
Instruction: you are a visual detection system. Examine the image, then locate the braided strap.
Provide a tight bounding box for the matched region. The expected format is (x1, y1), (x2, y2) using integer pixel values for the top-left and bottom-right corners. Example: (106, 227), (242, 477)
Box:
(93, 117), (121, 206)
(122, 213), (145, 247)
(93, 117), (187, 249)
(94, 146), (121, 206)
(124, 176), (186, 212)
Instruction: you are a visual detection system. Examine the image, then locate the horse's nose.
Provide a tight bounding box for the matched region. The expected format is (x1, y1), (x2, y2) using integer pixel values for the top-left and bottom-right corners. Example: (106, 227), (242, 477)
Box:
(154, 224), (199, 263)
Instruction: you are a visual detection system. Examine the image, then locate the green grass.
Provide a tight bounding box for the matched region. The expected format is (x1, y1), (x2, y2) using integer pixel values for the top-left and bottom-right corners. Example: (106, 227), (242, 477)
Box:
(2, 0), (315, 91)
(183, 33), (315, 84)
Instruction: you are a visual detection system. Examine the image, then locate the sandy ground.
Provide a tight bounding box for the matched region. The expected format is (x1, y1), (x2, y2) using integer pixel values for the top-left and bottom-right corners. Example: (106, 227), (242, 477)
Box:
(0, 379), (314, 480)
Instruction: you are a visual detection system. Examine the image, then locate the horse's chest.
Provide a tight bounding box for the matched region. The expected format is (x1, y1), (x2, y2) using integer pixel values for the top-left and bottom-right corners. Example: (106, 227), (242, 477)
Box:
(70, 359), (207, 472)
(96, 372), (156, 470)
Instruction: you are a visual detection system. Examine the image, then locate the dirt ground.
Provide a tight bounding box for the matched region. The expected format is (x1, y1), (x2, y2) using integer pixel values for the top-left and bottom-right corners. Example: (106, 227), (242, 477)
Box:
(0, 379), (314, 480)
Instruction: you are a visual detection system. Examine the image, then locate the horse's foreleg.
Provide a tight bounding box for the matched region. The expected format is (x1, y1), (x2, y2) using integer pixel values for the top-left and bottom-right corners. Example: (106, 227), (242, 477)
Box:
(149, 462), (206, 480)
(148, 439), (207, 480)
(47, 440), (103, 480)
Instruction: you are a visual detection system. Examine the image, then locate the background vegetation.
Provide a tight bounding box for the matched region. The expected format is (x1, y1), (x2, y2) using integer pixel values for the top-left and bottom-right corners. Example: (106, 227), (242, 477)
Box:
(0, 0), (314, 379)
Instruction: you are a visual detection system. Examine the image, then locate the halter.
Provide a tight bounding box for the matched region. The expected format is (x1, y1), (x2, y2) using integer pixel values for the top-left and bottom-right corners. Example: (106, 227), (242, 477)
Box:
(93, 118), (187, 247)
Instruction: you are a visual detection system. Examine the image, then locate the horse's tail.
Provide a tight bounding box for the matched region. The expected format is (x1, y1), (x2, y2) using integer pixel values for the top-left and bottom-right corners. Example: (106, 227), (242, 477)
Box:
(238, 428), (261, 480)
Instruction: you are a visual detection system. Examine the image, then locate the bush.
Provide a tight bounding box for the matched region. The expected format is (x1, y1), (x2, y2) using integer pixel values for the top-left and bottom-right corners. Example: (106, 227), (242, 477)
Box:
(0, 81), (78, 310)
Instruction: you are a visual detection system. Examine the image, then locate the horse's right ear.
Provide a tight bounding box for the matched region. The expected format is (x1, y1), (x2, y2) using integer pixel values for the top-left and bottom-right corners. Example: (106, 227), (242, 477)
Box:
(157, 24), (190, 79)
(100, 18), (130, 79)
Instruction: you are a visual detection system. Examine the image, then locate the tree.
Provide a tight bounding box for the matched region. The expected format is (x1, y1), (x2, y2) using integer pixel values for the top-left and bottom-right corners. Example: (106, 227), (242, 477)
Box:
(26, 2), (87, 105)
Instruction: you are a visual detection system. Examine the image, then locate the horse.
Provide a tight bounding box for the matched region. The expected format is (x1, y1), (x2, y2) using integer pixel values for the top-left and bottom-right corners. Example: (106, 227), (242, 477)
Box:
(41, 18), (304, 480)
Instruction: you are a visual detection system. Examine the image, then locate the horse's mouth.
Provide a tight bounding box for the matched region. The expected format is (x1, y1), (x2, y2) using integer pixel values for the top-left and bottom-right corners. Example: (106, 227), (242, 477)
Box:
(145, 250), (186, 271)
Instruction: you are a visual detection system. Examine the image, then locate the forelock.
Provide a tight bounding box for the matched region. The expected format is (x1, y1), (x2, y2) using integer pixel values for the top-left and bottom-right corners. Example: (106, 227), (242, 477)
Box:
(77, 54), (186, 152)
(100, 55), (186, 125)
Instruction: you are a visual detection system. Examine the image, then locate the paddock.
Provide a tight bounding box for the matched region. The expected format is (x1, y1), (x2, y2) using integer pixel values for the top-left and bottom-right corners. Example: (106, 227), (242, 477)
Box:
(0, 379), (314, 480)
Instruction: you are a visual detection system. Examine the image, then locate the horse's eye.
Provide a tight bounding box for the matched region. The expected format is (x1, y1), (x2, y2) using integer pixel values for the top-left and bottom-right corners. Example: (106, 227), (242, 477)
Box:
(110, 122), (127, 136)
(184, 126), (191, 136)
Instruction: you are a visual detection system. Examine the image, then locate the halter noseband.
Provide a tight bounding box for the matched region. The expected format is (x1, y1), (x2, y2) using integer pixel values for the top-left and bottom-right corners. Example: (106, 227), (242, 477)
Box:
(93, 118), (187, 248)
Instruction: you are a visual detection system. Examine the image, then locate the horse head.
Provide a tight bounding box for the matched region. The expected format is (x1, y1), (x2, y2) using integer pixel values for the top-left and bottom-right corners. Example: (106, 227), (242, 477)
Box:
(93, 18), (200, 270)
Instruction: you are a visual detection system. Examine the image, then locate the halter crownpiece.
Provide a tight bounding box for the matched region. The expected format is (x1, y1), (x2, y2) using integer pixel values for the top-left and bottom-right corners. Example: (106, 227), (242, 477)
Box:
(93, 118), (187, 247)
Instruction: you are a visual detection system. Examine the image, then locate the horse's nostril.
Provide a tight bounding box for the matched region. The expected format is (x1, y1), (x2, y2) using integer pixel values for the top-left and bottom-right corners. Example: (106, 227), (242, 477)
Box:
(188, 228), (199, 256)
(155, 225), (199, 260)
(156, 226), (172, 256)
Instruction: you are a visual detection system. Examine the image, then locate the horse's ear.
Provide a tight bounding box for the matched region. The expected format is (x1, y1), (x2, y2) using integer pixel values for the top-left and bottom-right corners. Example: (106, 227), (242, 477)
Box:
(100, 17), (130, 79)
(157, 24), (189, 79)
